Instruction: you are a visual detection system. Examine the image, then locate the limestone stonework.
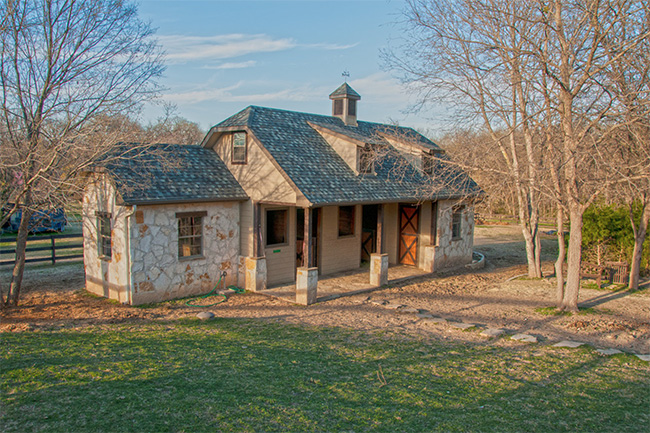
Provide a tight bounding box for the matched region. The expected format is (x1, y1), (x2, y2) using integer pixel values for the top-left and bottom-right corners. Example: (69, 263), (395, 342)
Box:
(432, 200), (474, 271)
(130, 202), (240, 304)
(83, 174), (241, 305)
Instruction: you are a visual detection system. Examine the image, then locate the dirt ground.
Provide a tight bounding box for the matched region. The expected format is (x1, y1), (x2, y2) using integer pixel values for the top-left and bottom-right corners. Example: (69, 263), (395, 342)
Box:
(2, 225), (649, 354)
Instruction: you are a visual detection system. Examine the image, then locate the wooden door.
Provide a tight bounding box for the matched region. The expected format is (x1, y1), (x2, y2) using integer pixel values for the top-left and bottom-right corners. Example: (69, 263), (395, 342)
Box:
(399, 205), (419, 266)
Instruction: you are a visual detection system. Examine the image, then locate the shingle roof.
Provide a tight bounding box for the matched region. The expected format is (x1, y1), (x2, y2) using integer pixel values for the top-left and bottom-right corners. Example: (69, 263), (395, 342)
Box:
(214, 106), (482, 205)
(97, 144), (248, 205)
(329, 83), (361, 100)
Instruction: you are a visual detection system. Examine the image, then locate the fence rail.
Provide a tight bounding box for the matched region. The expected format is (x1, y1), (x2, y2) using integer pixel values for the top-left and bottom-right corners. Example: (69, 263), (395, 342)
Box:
(0, 233), (83, 267)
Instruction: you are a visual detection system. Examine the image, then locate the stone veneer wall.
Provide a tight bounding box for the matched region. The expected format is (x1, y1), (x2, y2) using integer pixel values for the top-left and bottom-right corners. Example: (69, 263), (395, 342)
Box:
(433, 199), (475, 271)
(129, 202), (241, 305)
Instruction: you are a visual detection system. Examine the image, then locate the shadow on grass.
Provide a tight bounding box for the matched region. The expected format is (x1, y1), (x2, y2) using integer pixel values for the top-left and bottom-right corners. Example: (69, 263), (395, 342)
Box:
(2, 320), (649, 433)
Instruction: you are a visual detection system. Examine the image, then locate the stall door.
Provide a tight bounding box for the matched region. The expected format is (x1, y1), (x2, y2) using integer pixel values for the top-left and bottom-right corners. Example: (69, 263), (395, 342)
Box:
(399, 205), (419, 266)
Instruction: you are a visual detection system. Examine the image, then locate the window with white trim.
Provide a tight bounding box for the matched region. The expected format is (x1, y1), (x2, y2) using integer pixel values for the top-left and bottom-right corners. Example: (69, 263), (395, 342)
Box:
(232, 132), (247, 164)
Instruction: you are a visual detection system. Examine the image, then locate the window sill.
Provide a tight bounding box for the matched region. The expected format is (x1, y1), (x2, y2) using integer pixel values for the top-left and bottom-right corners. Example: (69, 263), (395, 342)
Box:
(337, 234), (356, 239)
(179, 255), (205, 262)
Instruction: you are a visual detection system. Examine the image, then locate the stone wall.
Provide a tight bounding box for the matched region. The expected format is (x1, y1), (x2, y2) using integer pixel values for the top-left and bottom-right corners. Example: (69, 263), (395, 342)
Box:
(130, 202), (241, 304)
(82, 174), (131, 303)
(433, 200), (475, 270)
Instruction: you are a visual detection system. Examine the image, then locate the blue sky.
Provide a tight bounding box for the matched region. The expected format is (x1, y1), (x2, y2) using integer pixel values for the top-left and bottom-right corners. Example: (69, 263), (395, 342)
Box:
(137, 0), (440, 132)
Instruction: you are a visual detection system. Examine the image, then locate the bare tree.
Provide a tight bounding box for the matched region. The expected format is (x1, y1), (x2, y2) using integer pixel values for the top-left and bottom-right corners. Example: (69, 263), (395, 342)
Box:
(0, 0), (164, 306)
(385, 0), (545, 278)
(386, 0), (649, 311)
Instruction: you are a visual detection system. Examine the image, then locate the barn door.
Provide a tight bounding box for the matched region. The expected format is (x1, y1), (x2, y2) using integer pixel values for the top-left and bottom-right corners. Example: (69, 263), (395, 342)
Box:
(399, 205), (419, 266)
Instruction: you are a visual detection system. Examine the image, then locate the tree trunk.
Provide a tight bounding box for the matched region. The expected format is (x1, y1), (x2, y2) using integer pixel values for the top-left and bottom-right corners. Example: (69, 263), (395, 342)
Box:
(555, 205), (566, 307)
(628, 199), (649, 291)
(561, 206), (583, 312)
(7, 206), (33, 307)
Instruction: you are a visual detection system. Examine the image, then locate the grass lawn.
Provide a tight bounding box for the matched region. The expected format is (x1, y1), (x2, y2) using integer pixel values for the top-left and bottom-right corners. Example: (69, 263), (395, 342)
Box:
(2, 319), (649, 433)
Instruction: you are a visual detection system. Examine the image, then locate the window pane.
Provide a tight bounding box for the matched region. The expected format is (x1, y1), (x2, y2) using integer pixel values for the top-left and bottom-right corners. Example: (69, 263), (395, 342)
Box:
(266, 209), (287, 245)
(358, 147), (373, 174)
(97, 213), (112, 259)
(232, 132), (246, 163)
(338, 206), (355, 237)
(178, 216), (203, 257)
(452, 207), (463, 239)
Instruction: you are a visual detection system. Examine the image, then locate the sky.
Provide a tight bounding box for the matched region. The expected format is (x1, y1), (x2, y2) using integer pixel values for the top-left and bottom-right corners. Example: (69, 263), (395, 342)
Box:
(137, 0), (441, 133)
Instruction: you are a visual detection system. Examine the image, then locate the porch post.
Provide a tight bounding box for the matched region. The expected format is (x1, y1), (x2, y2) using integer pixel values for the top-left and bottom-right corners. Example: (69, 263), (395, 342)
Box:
(376, 204), (384, 254)
(246, 201), (267, 292)
(303, 207), (312, 267)
(253, 202), (263, 257)
(297, 207), (317, 305)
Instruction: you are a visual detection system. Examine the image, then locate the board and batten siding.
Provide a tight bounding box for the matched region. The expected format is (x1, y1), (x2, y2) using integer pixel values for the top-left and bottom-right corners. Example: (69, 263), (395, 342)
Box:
(319, 205), (362, 276)
(384, 203), (399, 265)
(263, 205), (297, 286)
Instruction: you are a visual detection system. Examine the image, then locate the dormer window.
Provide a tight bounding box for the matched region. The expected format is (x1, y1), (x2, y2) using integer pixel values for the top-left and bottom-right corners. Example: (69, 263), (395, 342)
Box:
(232, 132), (247, 164)
(423, 154), (434, 175)
(358, 145), (373, 174)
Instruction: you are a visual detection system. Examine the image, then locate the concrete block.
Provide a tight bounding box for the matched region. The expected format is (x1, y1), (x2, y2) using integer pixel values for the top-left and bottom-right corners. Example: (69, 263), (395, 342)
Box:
(245, 257), (267, 292)
(296, 267), (318, 305)
(369, 253), (389, 286)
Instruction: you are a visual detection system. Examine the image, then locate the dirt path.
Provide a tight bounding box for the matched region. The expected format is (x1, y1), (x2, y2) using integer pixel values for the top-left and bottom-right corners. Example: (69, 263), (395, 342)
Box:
(2, 225), (649, 353)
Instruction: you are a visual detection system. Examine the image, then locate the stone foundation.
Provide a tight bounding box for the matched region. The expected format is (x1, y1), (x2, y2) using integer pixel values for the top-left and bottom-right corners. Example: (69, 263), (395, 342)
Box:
(245, 257), (267, 292)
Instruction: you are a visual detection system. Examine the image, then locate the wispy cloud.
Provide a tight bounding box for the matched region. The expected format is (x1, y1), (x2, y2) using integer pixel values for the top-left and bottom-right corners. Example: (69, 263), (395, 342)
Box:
(159, 34), (296, 62)
(164, 83), (326, 105)
(158, 33), (358, 64)
(202, 60), (257, 70)
(304, 42), (359, 50)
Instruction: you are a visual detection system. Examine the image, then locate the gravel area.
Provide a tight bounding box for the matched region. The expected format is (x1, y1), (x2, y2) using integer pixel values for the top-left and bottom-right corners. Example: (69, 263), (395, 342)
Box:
(2, 225), (649, 354)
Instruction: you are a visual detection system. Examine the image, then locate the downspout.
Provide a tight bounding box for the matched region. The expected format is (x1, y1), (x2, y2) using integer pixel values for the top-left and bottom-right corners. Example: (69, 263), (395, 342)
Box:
(124, 205), (137, 305)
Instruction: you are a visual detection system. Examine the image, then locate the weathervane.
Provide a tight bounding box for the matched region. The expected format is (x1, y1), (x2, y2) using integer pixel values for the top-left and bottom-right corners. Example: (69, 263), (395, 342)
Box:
(342, 70), (350, 82)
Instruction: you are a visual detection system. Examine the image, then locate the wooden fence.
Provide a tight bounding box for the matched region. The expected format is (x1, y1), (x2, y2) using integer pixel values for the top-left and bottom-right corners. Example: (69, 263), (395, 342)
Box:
(580, 261), (629, 286)
(0, 233), (83, 267)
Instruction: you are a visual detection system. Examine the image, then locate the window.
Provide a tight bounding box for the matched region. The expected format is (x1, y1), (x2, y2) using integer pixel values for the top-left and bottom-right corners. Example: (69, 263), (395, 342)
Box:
(97, 212), (112, 260)
(338, 206), (355, 237)
(423, 155), (434, 175)
(358, 146), (373, 174)
(232, 132), (247, 164)
(452, 206), (464, 240)
(177, 212), (205, 258)
(266, 209), (288, 246)
(431, 202), (438, 245)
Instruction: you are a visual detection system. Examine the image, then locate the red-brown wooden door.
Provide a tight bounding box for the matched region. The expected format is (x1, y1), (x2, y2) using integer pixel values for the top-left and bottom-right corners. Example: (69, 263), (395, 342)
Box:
(399, 205), (419, 266)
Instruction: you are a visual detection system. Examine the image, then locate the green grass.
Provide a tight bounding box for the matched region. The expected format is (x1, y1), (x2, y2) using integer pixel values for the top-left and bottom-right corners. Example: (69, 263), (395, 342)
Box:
(2, 320), (649, 432)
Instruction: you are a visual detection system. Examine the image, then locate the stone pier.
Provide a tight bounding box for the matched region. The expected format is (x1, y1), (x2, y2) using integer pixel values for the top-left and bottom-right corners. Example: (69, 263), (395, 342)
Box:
(296, 267), (318, 305)
(369, 253), (389, 287)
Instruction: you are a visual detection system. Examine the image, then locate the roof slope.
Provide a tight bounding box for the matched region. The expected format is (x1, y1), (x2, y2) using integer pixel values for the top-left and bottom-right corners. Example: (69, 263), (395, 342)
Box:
(98, 144), (248, 205)
(215, 106), (482, 205)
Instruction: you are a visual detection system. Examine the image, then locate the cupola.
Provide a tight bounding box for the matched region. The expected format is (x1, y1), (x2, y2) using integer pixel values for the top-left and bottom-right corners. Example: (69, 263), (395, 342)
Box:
(329, 83), (361, 126)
